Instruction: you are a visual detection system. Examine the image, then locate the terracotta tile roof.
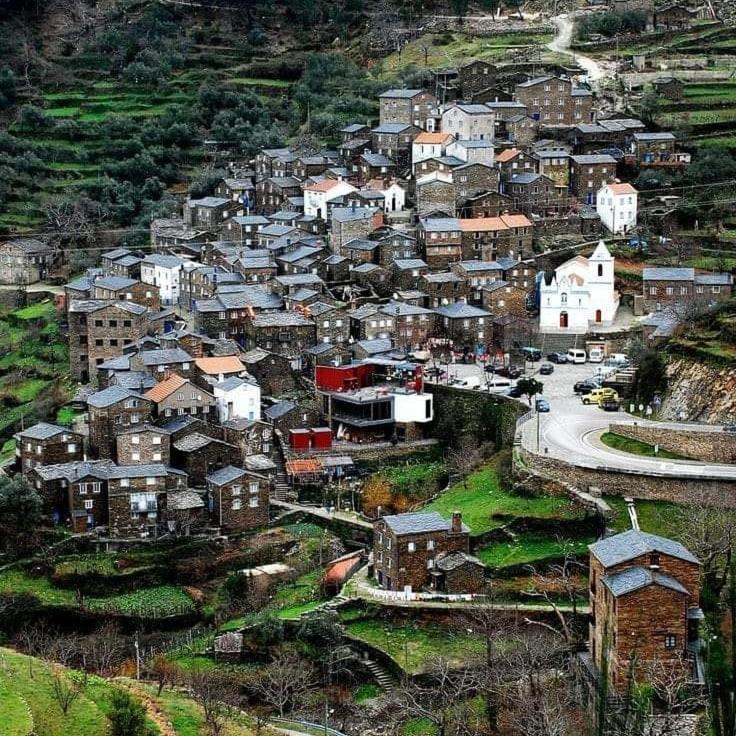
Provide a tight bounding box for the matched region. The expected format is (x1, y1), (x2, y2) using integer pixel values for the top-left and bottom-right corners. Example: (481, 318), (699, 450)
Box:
(500, 213), (532, 228)
(286, 458), (322, 475)
(414, 132), (452, 144)
(144, 374), (187, 403)
(322, 550), (363, 586)
(459, 217), (508, 232)
(305, 179), (339, 193)
(606, 182), (637, 195)
(194, 356), (245, 375)
(495, 148), (521, 163)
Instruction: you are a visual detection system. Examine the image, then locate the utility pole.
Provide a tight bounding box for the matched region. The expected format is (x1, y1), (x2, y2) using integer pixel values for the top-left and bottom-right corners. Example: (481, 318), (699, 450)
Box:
(536, 406), (541, 452)
(134, 632), (141, 680)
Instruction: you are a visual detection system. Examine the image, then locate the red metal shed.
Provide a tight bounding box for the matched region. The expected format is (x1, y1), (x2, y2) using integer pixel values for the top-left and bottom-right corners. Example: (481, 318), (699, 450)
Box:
(289, 429), (311, 451)
(310, 427), (333, 449)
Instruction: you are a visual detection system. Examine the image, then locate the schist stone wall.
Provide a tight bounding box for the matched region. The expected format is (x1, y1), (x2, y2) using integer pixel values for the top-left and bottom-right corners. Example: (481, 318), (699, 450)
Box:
(609, 422), (736, 464)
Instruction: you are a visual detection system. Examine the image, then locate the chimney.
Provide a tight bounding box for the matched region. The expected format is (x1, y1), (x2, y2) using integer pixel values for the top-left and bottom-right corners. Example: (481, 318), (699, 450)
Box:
(451, 510), (462, 533)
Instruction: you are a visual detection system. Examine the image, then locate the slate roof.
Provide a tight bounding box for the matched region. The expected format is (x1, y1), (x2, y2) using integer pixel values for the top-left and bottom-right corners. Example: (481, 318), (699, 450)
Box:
(456, 260), (503, 272)
(379, 88), (424, 98)
(394, 259), (428, 270)
(143, 254), (184, 269)
(372, 123), (414, 134)
(570, 154), (616, 164)
(381, 301), (432, 316)
(140, 348), (192, 366)
(602, 566), (690, 598)
(642, 267), (695, 282)
(107, 464), (184, 479)
(695, 272), (732, 285)
(87, 386), (145, 408)
(355, 338), (392, 355)
(264, 400), (297, 420)
(589, 530), (699, 567)
(18, 422), (74, 440)
(102, 248), (132, 261)
(420, 217), (460, 232)
(190, 196), (229, 208)
(382, 511), (469, 535)
(251, 312), (314, 327)
(360, 153), (395, 167)
(352, 263), (380, 274)
(110, 371), (157, 391)
(344, 238), (380, 251)
(92, 276), (139, 291)
(633, 132), (675, 141)
(168, 490), (206, 510)
(207, 465), (248, 486)
(34, 460), (113, 482)
(509, 173), (542, 184)
(434, 303), (491, 318)
(173, 432), (224, 452)
(4, 237), (51, 254)
(435, 551), (485, 571)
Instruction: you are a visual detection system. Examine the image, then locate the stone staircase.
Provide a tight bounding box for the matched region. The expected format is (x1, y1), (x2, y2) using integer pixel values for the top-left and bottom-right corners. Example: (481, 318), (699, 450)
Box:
(537, 332), (584, 354)
(362, 656), (398, 690)
(271, 447), (292, 502)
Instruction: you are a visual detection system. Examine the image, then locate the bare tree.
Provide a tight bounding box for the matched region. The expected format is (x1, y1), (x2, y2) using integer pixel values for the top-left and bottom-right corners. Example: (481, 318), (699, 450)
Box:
(50, 665), (87, 716)
(147, 654), (181, 696)
(509, 669), (581, 736)
(14, 622), (52, 678)
(447, 437), (482, 488)
(189, 667), (239, 736)
(83, 622), (124, 676)
(248, 647), (314, 718)
(522, 553), (587, 645)
(399, 655), (481, 736)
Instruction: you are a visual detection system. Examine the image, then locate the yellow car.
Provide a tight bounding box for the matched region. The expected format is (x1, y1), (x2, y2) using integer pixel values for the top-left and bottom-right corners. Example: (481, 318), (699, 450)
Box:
(582, 388), (618, 406)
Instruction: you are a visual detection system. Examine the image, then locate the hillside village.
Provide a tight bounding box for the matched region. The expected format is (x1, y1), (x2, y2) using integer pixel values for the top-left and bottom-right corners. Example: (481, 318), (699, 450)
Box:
(1, 0), (736, 735)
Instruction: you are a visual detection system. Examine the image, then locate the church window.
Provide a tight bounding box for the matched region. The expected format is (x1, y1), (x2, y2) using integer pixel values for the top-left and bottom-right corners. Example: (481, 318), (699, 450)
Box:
(597, 264), (603, 277)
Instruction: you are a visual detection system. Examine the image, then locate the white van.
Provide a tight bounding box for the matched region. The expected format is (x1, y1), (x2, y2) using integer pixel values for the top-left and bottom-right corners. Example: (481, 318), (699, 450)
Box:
(608, 353), (629, 366)
(588, 347), (604, 363)
(567, 348), (587, 364)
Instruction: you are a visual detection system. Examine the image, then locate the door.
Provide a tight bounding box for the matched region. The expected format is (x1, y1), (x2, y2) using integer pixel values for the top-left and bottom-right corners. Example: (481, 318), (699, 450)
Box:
(595, 309), (602, 323)
(559, 312), (568, 328)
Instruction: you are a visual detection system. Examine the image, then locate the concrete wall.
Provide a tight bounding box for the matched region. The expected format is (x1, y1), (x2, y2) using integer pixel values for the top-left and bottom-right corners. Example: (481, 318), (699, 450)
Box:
(609, 423), (736, 464)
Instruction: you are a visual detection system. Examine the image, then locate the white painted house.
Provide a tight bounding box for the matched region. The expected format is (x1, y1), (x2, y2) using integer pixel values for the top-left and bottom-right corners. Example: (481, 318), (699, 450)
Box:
(213, 376), (261, 423)
(411, 132), (454, 167)
(596, 182), (638, 235)
(140, 254), (184, 305)
(303, 179), (357, 219)
(539, 240), (619, 332)
(441, 103), (495, 141)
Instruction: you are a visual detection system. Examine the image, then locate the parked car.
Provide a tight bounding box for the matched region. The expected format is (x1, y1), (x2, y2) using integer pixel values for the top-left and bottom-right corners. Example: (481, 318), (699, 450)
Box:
(508, 385), (524, 398)
(539, 362), (554, 375)
(567, 348), (587, 364)
(724, 423), (736, 433)
(574, 379), (600, 394)
(535, 398), (550, 412)
(547, 352), (567, 364)
(588, 347), (604, 363)
(582, 388), (619, 406)
(628, 237), (648, 251)
(601, 398), (621, 412)
(520, 346), (542, 362)
(497, 365), (523, 379)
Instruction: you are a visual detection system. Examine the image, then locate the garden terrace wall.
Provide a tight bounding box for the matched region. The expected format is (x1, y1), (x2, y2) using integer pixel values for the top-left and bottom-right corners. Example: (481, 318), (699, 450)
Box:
(609, 422), (736, 463)
(517, 446), (736, 507)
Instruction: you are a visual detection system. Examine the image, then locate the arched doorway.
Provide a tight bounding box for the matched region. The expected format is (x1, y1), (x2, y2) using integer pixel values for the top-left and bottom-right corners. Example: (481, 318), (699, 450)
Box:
(559, 312), (568, 328)
(595, 309), (602, 323)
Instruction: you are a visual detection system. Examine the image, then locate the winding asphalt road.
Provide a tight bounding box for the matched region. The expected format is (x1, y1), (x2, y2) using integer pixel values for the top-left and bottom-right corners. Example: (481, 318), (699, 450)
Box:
(518, 362), (736, 480)
(547, 14), (610, 83)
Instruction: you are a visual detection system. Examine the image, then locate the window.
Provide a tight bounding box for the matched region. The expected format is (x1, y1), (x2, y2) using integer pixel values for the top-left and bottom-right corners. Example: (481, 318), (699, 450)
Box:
(249, 497), (259, 508)
(696, 286), (704, 294)
(408, 542), (416, 552)
(713, 286), (721, 294)
(153, 452), (161, 461)
(666, 287), (674, 295)
(664, 634), (677, 649)
(84, 499), (94, 510)
(427, 539), (434, 551)
(131, 435), (140, 444)
(67, 443), (76, 453)
(649, 286), (657, 296)
(249, 481), (259, 494)
(232, 498), (242, 510)
(120, 478), (130, 487)
(132, 452), (140, 461)
(680, 286), (688, 295)
(427, 558), (434, 569)
(146, 477), (156, 486)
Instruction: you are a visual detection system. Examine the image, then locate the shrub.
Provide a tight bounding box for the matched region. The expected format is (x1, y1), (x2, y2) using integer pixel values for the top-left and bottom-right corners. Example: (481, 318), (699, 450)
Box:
(108, 689), (151, 736)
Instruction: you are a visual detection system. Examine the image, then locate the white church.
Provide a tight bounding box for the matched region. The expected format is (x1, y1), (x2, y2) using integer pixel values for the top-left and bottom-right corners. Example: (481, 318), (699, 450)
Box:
(539, 240), (619, 333)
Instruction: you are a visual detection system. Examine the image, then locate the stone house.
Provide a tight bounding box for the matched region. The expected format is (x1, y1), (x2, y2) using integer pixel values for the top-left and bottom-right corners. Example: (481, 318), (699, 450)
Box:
(263, 399), (321, 435)
(422, 272), (468, 308)
(31, 460), (112, 532)
(192, 289), (284, 343)
(331, 207), (382, 253)
(222, 215), (270, 246)
(256, 177), (302, 215)
(206, 465), (269, 532)
(433, 552), (487, 594)
(91, 276), (160, 311)
(481, 280), (529, 316)
(652, 77), (684, 101)
(101, 248), (142, 279)
(378, 89), (437, 129)
(0, 238), (55, 284)
(642, 267), (733, 312)
(459, 214), (534, 261)
(342, 238), (380, 266)
(293, 155), (334, 180)
(569, 154), (617, 205)
(310, 302), (349, 345)
(630, 132), (676, 165)
(255, 148), (296, 180)
(107, 464), (187, 538)
(533, 149), (571, 188)
(392, 259), (430, 291)
(451, 261), (504, 302)
(214, 177), (254, 204)
(243, 311), (316, 359)
(458, 60), (499, 100)
(193, 355), (247, 388)
(416, 172), (456, 218)
(116, 424), (171, 466)
(172, 433), (239, 487)
(375, 229), (420, 266)
(505, 173), (567, 217)
(373, 511), (471, 592)
(145, 374), (216, 422)
(130, 347), (196, 382)
(371, 123), (421, 168)
(184, 197), (232, 230)
(358, 154), (397, 183)
(514, 75), (593, 126)
(67, 300), (150, 383)
(350, 263), (389, 293)
(241, 348), (295, 396)
(87, 386), (153, 459)
(588, 530), (701, 689)
(418, 217), (463, 270)
(434, 302), (492, 347)
(453, 162), (500, 201)
(459, 190), (514, 219)
(495, 148), (537, 183)
(16, 422), (84, 474)
(385, 302), (435, 350)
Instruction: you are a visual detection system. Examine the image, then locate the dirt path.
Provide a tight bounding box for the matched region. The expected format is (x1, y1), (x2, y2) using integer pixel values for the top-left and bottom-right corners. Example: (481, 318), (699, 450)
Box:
(119, 681), (178, 736)
(548, 14), (609, 83)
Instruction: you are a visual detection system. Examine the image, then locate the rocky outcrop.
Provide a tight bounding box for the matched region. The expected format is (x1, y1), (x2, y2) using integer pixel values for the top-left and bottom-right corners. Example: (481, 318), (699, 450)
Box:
(660, 357), (736, 424)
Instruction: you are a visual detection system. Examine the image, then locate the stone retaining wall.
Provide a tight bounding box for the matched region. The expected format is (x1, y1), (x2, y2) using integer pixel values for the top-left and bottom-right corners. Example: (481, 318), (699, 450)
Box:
(609, 423), (736, 464)
(517, 447), (736, 508)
